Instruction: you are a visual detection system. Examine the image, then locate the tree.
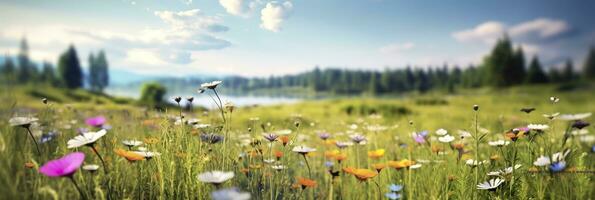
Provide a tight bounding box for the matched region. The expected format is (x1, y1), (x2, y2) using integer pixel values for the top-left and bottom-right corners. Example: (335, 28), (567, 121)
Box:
(139, 82), (167, 107)
(58, 45), (83, 88)
(561, 59), (575, 82)
(583, 46), (595, 81)
(483, 36), (521, 87)
(40, 61), (56, 85)
(2, 54), (16, 82)
(17, 38), (38, 83)
(548, 68), (562, 83)
(525, 56), (548, 84)
(96, 50), (109, 91)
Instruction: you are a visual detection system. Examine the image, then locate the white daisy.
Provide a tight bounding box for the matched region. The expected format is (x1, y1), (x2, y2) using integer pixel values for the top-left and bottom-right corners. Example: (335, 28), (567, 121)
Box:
(533, 150), (570, 166)
(133, 151), (161, 159)
(487, 164), (522, 176)
(122, 140), (143, 148)
(211, 188), (251, 200)
(9, 117), (39, 127)
(438, 135), (455, 143)
(528, 124), (549, 131)
(557, 113), (592, 121)
(82, 164), (100, 172)
(137, 147), (148, 152)
(466, 159), (487, 166)
(292, 145), (316, 154)
(271, 165), (287, 171)
(200, 81), (222, 90)
(67, 129), (107, 148)
(488, 140), (510, 147)
(571, 129), (589, 135)
(435, 128), (448, 136)
(458, 130), (472, 139)
(477, 178), (505, 190)
(410, 164), (422, 169)
(263, 159), (276, 164)
(198, 171), (234, 184)
(194, 124), (211, 129)
(543, 112), (559, 120)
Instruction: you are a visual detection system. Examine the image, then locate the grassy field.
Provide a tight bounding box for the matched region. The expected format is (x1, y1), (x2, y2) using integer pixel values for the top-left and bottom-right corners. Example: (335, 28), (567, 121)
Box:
(0, 84), (594, 199)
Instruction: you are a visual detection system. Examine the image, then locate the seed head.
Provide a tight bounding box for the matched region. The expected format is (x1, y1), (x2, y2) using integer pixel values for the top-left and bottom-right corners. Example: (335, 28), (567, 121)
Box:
(173, 96), (182, 103)
(473, 105), (479, 111)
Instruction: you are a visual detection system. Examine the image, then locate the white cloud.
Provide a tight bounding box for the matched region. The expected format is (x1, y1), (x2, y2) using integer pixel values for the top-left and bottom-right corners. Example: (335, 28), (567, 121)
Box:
(154, 9), (229, 33)
(219, 0), (259, 17)
(509, 18), (569, 39)
(260, 1), (293, 32)
(379, 42), (415, 54)
(452, 21), (506, 44)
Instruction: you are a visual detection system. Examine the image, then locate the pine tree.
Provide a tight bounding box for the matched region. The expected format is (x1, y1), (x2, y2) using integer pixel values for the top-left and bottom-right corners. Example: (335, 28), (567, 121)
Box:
(88, 53), (99, 91)
(17, 38), (38, 83)
(40, 61), (56, 84)
(96, 50), (109, 91)
(561, 59), (574, 82)
(58, 45), (83, 88)
(583, 46), (595, 81)
(483, 36), (519, 87)
(2, 54), (16, 82)
(525, 56), (548, 84)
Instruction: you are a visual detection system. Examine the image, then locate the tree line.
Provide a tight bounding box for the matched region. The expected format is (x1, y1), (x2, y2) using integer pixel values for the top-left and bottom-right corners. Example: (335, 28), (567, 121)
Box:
(1, 38), (109, 92)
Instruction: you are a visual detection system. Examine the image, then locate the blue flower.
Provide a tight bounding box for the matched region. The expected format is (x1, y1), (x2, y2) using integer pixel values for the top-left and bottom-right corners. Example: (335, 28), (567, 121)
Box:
(592, 145), (595, 153)
(419, 130), (429, 137)
(549, 161), (566, 172)
(325, 161), (334, 168)
(39, 131), (57, 144)
(389, 184), (403, 192)
(200, 133), (224, 144)
(385, 192), (401, 200)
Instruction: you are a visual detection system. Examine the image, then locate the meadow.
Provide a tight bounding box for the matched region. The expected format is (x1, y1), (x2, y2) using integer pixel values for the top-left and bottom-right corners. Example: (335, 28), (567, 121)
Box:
(0, 83), (594, 200)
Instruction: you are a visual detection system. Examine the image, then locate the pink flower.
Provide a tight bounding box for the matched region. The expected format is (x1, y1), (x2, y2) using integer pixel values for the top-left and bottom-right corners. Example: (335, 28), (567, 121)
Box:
(39, 152), (85, 177)
(85, 116), (106, 127)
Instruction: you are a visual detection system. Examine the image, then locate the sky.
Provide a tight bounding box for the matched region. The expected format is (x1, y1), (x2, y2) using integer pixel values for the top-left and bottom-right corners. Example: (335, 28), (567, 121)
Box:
(1, 0), (594, 77)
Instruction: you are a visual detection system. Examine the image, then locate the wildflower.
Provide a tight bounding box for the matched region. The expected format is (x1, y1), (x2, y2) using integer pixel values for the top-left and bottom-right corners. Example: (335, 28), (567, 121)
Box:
(132, 151), (161, 160)
(274, 150), (283, 160)
(39, 152), (85, 177)
(173, 96), (182, 103)
(335, 141), (353, 149)
(271, 165), (287, 171)
(458, 130), (472, 139)
(412, 131), (427, 144)
(367, 149), (385, 159)
(435, 128), (448, 136)
(42, 98), (48, 104)
(489, 155), (500, 161)
(473, 105), (479, 111)
(279, 136), (290, 146)
(198, 171), (234, 186)
(211, 188), (251, 200)
(488, 140), (510, 147)
(85, 116), (106, 128)
(82, 164), (100, 172)
(549, 96), (559, 103)
(409, 164), (422, 169)
(352, 169), (378, 181)
(115, 148), (145, 162)
(389, 184), (403, 192)
(342, 167), (356, 174)
(520, 107), (535, 113)
(527, 124), (549, 131)
(144, 137), (160, 144)
(224, 101), (235, 113)
(438, 135), (455, 143)
(263, 159), (275, 164)
(325, 150), (340, 158)
(572, 120), (590, 129)
(318, 132), (331, 140)
(186, 96), (194, 103)
(325, 161), (334, 168)
(557, 113), (592, 121)
(122, 140), (143, 149)
(487, 164), (522, 176)
(549, 161), (567, 172)
(263, 133), (279, 142)
(543, 112), (560, 120)
(334, 153), (348, 163)
(295, 177), (317, 189)
(350, 134), (367, 144)
(292, 145), (316, 155)
(200, 81), (223, 90)
(385, 192), (402, 200)
(372, 163), (386, 172)
(533, 150), (570, 166)
(25, 162), (35, 169)
(200, 133), (224, 144)
(388, 159), (415, 169)
(452, 143), (465, 150)
(477, 178), (505, 191)
(67, 129), (107, 148)
(39, 131), (58, 144)
(465, 159), (487, 166)
(9, 117), (38, 127)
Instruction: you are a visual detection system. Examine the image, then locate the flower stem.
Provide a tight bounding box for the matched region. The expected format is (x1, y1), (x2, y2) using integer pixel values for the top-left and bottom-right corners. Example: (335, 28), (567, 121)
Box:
(91, 145), (109, 174)
(302, 154), (312, 178)
(25, 126), (41, 154)
(212, 89), (226, 123)
(69, 176), (87, 200)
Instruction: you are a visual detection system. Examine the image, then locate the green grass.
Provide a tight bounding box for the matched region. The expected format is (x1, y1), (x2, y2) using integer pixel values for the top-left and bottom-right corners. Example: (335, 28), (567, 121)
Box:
(0, 84), (593, 199)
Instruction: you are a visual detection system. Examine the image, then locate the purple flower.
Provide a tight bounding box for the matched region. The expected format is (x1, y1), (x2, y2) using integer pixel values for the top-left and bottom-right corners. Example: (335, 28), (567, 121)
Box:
(419, 130), (429, 137)
(39, 131), (58, 144)
(412, 132), (426, 144)
(200, 133), (224, 144)
(85, 116), (106, 127)
(263, 133), (279, 142)
(39, 152), (85, 177)
(572, 120), (590, 130)
(319, 132), (331, 140)
(350, 134), (366, 144)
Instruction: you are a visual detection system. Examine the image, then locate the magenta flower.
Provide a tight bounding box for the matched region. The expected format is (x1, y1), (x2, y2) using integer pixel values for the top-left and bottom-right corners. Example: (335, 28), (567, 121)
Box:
(412, 131), (427, 144)
(39, 152), (85, 177)
(85, 116), (106, 127)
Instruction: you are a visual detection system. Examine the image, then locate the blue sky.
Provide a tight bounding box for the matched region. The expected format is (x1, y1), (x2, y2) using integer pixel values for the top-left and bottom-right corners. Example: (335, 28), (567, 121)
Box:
(1, 0), (594, 77)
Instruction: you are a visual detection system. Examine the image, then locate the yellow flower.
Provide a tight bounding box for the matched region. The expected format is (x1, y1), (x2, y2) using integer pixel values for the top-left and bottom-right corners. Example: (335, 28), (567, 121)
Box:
(367, 149), (385, 159)
(352, 169), (378, 181)
(114, 149), (144, 162)
(371, 163), (386, 172)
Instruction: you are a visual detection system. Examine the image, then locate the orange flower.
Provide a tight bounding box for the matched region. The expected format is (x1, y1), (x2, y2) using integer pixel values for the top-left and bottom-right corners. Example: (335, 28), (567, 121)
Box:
(452, 143), (465, 150)
(367, 149), (385, 159)
(249, 164), (262, 169)
(324, 139), (336, 146)
(334, 153), (348, 162)
(274, 150), (284, 160)
(24, 162), (35, 169)
(279, 136), (290, 146)
(431, 145), (443, 153)
(114, 149), (144, 162)
(325, 150), (340, 159)
(371, 163), (386, 172)
(352, 169), (378, 181)
(388, 159), (415, 170)
(296, 177), (317, 189)
(489, 154), (500, 161)
(240, 168), (250, 174)
(342, 167), (356, 175)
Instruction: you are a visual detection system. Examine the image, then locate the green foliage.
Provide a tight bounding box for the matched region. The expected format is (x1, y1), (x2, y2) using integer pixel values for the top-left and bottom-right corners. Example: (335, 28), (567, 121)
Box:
(89, 50), (110, 92)
(57, 45), (83, 89)
(583, 46), (595, 80)
(525, 56), (549, 84)
(482, 36), (525, 87)
(16, 38), (39, 83)
(139, 82), (167, 107)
